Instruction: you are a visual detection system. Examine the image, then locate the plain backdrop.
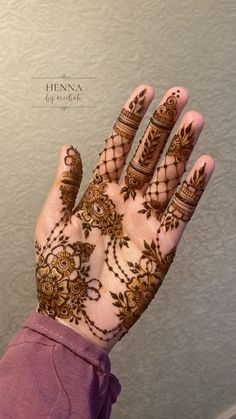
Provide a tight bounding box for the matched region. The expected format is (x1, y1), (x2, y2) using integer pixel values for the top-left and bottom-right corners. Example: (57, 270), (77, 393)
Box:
(0, 1), (236, 418)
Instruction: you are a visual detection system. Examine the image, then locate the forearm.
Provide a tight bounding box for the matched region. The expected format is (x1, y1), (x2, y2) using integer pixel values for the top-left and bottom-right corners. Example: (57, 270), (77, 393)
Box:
(0, 311), (121, 419)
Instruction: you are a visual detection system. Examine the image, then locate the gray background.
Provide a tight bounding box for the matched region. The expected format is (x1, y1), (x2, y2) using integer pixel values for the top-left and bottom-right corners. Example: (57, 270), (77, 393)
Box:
(0, 1), (236, 418)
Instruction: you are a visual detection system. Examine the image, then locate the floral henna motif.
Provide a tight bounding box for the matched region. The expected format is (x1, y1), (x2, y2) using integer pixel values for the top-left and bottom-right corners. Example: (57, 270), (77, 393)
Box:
(167, 122), (194, 161)
(162, 164), (207, 231)
(138, 200), (168, 221)
(36, 237), (102, 324)
(121, 91), (180, 201)
(141, 122), (195, 220)
(93, 89), (146, 182)
(72, 167), (177, 340)
(36, 146), (102, 325)
(110, 240), (176, 331)
(74, 173), (130, 247)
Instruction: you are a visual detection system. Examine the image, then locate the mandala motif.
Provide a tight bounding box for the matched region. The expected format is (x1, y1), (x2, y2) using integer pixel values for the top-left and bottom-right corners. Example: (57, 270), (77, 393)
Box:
(36, 265), (69, 317)
(36, 235), (102, 325)
(76, 181), (116, 233)
(51, 251), (75, 276)
(75, 175), (129, 246)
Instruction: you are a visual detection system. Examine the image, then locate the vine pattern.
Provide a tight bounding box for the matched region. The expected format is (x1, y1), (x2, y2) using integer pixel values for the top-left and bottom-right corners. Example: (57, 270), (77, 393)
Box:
(121, 90), (180, 201)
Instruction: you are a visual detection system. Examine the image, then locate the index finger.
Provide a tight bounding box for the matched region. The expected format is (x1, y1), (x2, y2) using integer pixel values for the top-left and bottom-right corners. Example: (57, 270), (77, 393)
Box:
(92, 84), (154, 183)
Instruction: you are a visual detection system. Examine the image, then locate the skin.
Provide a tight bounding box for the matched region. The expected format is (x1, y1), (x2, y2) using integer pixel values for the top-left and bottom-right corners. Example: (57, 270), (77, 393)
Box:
(35, 84), (215, 352)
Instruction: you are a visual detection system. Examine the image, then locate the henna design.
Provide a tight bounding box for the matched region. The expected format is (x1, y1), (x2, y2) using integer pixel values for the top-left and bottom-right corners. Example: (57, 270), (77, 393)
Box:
(138, 200), (168, 219)
(36, 238), (102, 324)
(110, 240), (175, 331)
(36, 104), (183, 343)
(139, 129), (162, 165)
(120, 128), (160, 200)
(35, 146), (100, 326)
(121, 91), (180, 201)
(167, 122), (194, 160)
(162, 164), (207, 231)
(93, 89), (146, 182)
(141, 122), (195, 219)
(37, 146), (83, 260)
(128, 89), (146, 114)
(74, 173), (130, 247)
(60, 146), (83, 221)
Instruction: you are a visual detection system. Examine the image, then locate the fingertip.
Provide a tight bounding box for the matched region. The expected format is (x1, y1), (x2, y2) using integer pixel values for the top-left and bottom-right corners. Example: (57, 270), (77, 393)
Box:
(61, 143), (71, 152)
(184, 110), (204, 128)
(135, 83), (155, 100)
(59, 143), (69, 161)
(166, 85), (189, 107)
(56, 144), (83, 181)
(191, 155), (215, 187)
(179, 111), (205, 140)
(196, 154), (215, 172)
(124, 84), (155, 116)
(60, 143), (81, 156)
(156, 86), (189, 123)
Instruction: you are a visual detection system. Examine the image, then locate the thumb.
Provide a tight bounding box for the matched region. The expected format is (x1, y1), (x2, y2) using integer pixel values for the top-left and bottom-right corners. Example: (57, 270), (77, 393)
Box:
(40, 144), (83, 226)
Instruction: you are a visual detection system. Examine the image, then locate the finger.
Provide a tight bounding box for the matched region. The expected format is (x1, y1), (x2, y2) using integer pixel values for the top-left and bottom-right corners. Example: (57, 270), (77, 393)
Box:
(120, 86), (188, 201)
(92, 84), (154, 183)
(40, 144), (83, 226)
(160, 155), (215, 246)
(143, 111), (204, 218)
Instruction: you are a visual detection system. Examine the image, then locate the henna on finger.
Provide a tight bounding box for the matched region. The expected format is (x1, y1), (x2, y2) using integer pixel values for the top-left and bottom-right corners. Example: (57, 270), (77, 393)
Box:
(37, 146), (83, 257)
(93, 88), (147, 183)
(121, 90), (180, 201)
(60, 146), (83, 221)
(161, 163), (207, 231)
(141, 121), (195, 220)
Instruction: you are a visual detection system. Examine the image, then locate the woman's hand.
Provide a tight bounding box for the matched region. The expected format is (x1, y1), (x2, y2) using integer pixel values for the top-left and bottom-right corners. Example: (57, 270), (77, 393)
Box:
(35, 85), (215, 352)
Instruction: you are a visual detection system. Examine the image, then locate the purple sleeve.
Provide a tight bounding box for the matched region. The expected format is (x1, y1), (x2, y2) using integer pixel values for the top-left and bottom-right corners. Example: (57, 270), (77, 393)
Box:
(0, 310), (121, 418)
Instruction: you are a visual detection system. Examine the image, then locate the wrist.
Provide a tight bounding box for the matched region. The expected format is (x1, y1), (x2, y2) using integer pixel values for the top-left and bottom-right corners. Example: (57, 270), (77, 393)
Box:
(35, 305), (115, 353)
(54, 316), (114, 353)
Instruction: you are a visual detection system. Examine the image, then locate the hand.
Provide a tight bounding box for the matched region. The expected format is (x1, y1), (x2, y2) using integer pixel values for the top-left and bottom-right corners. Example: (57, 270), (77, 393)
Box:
(35, 84), (215, 352)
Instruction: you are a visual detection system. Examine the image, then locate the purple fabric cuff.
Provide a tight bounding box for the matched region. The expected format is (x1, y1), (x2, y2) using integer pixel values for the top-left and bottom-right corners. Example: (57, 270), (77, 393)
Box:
(22, 310), (113, 378)
(0, 310), (121, 418)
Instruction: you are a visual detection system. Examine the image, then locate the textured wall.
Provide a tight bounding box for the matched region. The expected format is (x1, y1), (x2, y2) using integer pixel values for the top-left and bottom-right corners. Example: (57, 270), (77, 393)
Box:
(0, 1), (236, 418)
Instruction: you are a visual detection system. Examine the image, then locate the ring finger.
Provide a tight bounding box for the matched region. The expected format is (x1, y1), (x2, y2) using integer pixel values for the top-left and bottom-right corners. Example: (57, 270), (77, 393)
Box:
(141, 111), (204, 220)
